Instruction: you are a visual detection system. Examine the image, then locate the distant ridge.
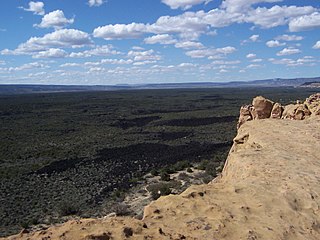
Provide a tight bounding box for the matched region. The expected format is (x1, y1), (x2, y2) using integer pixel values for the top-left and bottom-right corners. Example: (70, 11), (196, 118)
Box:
(0, 76), (319, 95)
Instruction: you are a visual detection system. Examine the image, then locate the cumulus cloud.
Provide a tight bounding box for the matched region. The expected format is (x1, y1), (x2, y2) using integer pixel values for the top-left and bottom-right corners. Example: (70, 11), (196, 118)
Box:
(92, 4), (317, 42)
(34, 10), (74, 29)
(246, 64), (262, 69)
(312, 41), (320, 49)
(174, 41), (204, 49)
(1, 29), (92, 56)
(269, 56), (315, 66)
(221, 0), (282, 13)
(88, 0), (105, 7)
(127, 49), (161, 62)
(245, 5), (316, 29)
(10, 62), (49, 71)
(249, 34), (259, 42)
(266, 40), (286, 47)
(289, 12), (320, 32)
(276, 47), (301, 56)
(21, 1), (45, 15)
(93, 23), (148, 39)
(246, 53), (256, 58)
(275, 34), (303, 41)
(161, 0), (212, 10)
(33, 48), (67, 58)
(69, 45), (120, 58)
(185, 46), (236, 58)
(144, 34), (177, 45)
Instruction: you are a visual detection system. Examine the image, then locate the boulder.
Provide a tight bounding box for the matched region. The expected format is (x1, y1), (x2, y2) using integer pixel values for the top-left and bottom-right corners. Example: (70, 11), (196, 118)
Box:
(270, 103), (283, 119)
(304, 93), (320, 115)
(282, 104), (311, 120)
(250, 96), (274, 119)
(237, 105), (253, 129)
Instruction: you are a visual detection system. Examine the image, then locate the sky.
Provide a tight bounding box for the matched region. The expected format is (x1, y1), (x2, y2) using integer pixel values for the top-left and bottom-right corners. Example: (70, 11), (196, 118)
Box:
(0, 0), (319, 85)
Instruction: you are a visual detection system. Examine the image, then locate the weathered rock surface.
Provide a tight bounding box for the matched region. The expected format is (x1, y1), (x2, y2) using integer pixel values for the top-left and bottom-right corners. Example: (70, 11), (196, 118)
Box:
(270, 102), (283, 119)
(2, 95), (320, 240)
(251, 96), (274, 120)
(238, 93), (320, 128)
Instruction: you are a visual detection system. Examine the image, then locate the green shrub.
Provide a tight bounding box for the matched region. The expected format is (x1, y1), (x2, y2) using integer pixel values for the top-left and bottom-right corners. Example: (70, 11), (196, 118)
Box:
(187, 168), (193, 173)
(147, 183), (172, 200)
(58, 201), (80, 216)
(150, 169), (159, 176)
(160, 172), (170, 181)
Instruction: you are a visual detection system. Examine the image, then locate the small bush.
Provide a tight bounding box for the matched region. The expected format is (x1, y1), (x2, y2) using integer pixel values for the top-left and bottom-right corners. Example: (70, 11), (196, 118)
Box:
(58, 201), (80, 216)
(187, 168), (193, 173)
(112, 203), (131, 216)
(147, 183), (172, 200)
(160, 172), (170, 181)
(150, 169), (159, 176)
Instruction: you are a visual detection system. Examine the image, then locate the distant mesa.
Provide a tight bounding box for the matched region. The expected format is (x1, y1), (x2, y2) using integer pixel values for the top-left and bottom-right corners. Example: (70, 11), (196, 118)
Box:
(238, 93), (320, 128)
(299, 81), (320, 88)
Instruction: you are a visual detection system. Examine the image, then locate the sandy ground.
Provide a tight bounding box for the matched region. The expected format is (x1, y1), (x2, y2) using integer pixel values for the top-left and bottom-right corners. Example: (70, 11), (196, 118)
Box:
(3, 117), (320, 240)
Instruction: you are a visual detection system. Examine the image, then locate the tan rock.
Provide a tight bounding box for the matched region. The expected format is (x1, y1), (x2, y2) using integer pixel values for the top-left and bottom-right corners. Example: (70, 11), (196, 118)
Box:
(305, 93), (320, 115)
(250, 96), (274, 119)
(294, 104), (311, 120)
(237, 105), (253, 129)
(270, 102), (283, 118)
(282, 104), (311, 120)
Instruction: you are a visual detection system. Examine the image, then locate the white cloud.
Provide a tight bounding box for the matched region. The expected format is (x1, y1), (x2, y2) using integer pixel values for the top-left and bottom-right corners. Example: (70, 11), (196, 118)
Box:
(33, 48), (67, 58)
(251, 58), (263, 62)
(10, 62), (49, 71)
(144, 34), (177, 45)
(246, 53), (256, 58)
(266, 40), (286, 47)
(246, 64), (262, 69)
(269, 56), (315, 66)
(34, 10), (74, 29)
(93, 23), (148, 40)
(245, 5), (316, 29)
(101, 59), (133, 65)
(249, 34), (259, 42)
(174, 41), (204, 49)
(88, 0), (105, 7)
(21, 1), (45, 15)
(1, 29), (92, 56)
(212, 60), (241, 65)
(313, 41), (320, 49)
(276, 47), (301, 56)
(161, 0), (212, 10)
(185, 46), (236, 58)
(92, 4), (317, 42)
(221, 0), (282, 13)
(289, 12), (320, 32)
(69, 45), (119, 58)
(128, 49), (161, 61)
(60, 63), (81, 67)
(275, 34), (303, 41)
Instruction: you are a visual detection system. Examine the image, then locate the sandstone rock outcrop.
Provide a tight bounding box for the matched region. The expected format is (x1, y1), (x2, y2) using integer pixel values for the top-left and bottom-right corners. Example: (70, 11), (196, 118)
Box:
(270, 102), (283, 119)
(2, 94), (320, 240)
(238, 93), (320, 128)
(251, 96), (274, 119)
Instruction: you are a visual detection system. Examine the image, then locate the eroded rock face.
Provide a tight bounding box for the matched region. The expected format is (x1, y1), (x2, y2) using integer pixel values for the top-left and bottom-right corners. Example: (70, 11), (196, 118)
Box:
(282, 104), (311, 120)
(237, 105), (253, 129)
(305, 93), (320, 115)
(238, 93), (319, 128)
(251, 96), (274, 120)
(271, 103), (283, 119)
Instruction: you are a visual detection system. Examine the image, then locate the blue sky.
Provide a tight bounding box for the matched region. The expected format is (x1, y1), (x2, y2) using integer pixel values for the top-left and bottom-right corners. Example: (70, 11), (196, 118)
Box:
(0, 0), (319, 85)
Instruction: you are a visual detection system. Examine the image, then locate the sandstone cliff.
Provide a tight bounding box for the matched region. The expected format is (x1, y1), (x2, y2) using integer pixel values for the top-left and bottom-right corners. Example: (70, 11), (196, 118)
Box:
(3, 94), (320, 240)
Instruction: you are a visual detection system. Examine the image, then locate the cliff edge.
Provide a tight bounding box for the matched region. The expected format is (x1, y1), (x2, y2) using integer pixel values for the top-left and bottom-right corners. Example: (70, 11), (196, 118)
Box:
(3, 94), (320, 240)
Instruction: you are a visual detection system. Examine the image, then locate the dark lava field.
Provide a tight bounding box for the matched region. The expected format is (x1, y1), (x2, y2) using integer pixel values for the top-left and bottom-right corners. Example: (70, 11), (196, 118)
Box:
(0, 87), (316, 236)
